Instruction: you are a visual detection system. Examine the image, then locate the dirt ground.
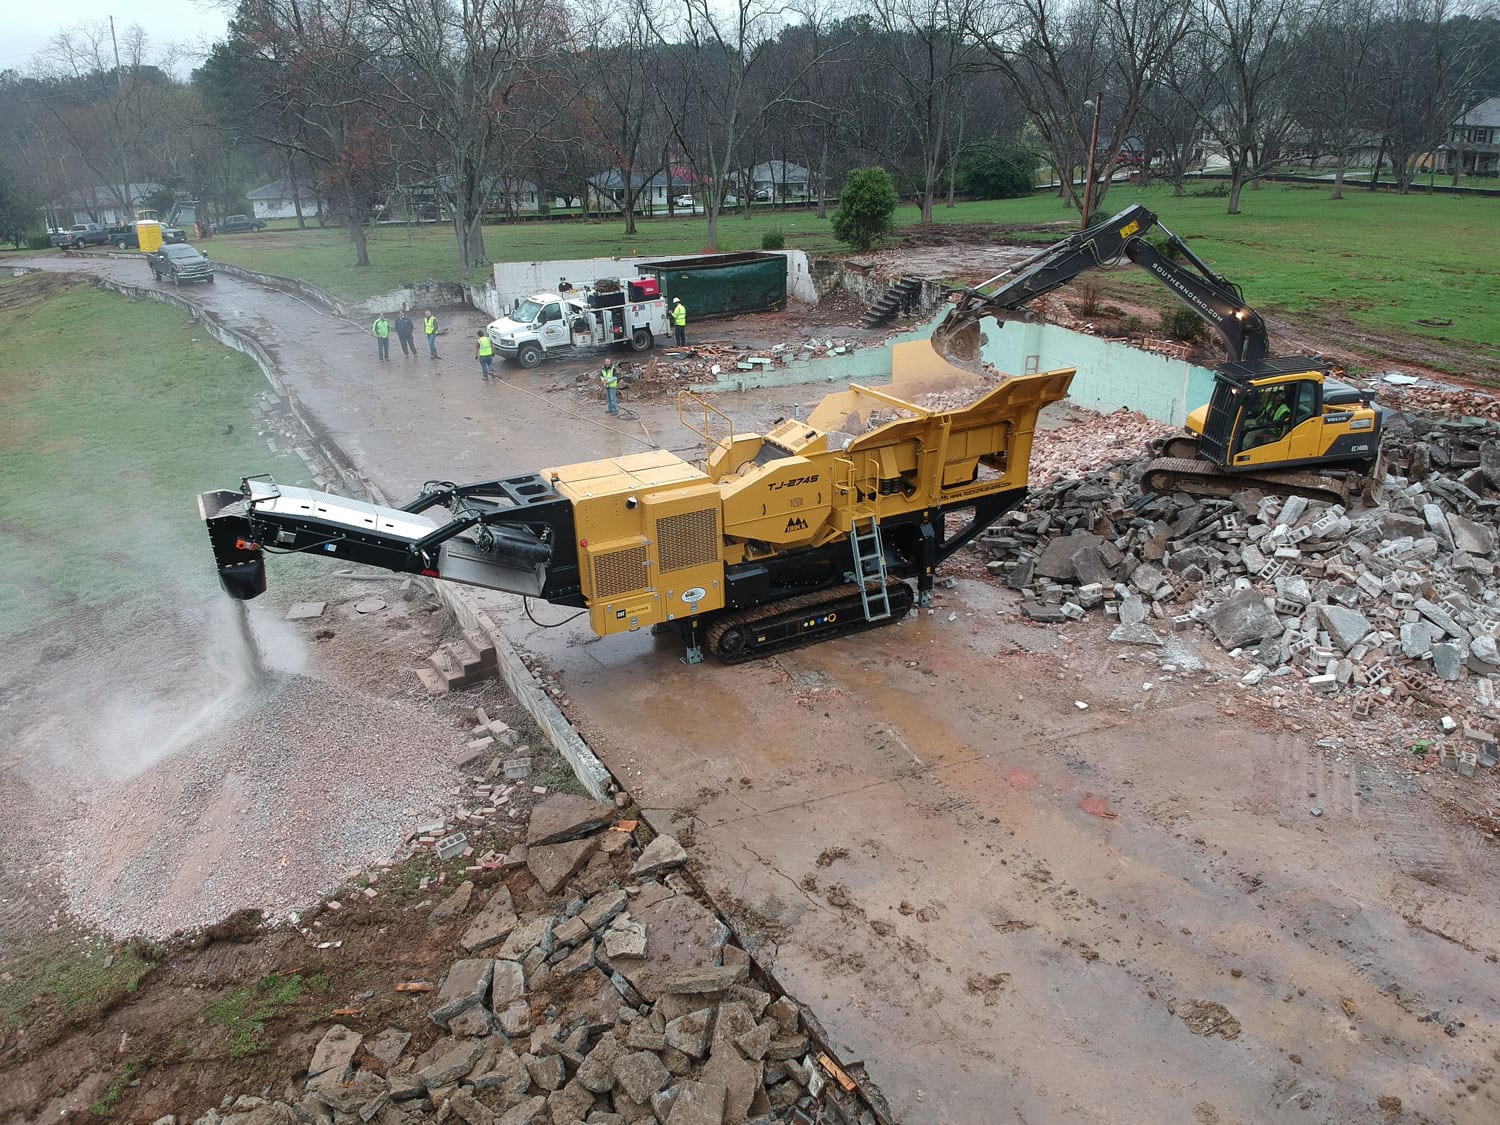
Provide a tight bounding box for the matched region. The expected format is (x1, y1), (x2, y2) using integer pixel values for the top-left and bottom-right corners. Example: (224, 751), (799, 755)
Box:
(8, 249), (1500, 1124)
(0, 800), (626, 1124)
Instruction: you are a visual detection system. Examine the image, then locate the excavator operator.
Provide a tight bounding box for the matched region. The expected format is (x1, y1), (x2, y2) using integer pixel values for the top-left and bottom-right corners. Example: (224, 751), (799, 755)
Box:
(1244, 386), (1294, 448)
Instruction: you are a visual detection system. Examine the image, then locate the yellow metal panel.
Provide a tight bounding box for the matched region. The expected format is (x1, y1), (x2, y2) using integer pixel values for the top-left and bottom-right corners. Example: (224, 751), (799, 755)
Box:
(718, 456), (832, 547)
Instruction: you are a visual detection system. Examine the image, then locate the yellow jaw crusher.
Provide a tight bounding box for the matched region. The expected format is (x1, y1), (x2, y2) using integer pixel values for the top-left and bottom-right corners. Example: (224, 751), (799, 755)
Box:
(199, 367), (1072, 663)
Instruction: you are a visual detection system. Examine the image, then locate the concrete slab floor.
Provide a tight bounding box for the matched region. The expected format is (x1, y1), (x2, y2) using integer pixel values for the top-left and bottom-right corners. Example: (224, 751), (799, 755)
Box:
(22, 255), (1500, 1124)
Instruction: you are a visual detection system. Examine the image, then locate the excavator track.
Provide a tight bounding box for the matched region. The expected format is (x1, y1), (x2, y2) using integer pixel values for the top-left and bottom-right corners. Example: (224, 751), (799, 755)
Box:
(1141, 456), (1365, 507)
(704, 579), (915, 664)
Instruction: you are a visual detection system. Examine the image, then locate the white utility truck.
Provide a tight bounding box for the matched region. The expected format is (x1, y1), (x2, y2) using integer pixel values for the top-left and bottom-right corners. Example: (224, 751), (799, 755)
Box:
(486, 277), (670, 367)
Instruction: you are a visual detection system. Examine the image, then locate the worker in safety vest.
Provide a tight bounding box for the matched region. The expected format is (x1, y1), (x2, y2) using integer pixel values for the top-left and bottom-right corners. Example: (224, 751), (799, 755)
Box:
(670, 297), (687, 346)
(1247, 388), (1293, 446)
(373, 314), (391, 362)
(475, 330), (495, 382)
(424, 310), (439, 359)
(600, 359), (620, 415)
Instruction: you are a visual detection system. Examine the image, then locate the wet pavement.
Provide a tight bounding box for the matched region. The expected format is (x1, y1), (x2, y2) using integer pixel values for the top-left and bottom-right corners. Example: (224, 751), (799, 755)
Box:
(19, 254), (1500, 1124)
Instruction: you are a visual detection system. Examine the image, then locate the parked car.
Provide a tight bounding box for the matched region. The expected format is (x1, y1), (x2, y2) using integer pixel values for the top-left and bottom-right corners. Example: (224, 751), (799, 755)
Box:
(47, 228), (68, 247)
(59, 223), (110, 248)
(212, 214), (266, 234)
(148, 243), (215, 285)
(673, 194), (696, 208)
(752, 189), (772, 203)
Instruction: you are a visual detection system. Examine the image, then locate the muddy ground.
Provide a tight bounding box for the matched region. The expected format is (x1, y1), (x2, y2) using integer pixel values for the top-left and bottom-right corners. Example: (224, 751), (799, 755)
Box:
(5, 249), (1499, 1124)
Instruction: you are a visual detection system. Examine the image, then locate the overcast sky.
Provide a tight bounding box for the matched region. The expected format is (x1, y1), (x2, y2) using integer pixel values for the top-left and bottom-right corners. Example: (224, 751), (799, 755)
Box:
(4, 0), (229, 75)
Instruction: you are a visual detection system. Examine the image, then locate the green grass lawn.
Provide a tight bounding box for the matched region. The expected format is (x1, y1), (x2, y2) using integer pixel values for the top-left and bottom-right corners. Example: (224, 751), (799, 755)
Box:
(0, 277), (309, 641)
(198, 184), (1499, 357)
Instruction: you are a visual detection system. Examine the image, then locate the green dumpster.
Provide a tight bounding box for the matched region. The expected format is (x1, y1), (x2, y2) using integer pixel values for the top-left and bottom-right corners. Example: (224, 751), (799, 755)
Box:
(641, 251), (787, 317)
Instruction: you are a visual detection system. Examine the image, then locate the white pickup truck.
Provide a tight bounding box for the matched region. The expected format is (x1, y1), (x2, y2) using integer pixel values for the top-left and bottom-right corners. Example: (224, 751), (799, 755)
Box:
(486, 279), (670, 367)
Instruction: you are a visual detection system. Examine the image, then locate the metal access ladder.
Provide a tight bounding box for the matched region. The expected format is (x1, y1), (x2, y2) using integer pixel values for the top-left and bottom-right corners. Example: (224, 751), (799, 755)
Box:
(849, 513), (892, 622)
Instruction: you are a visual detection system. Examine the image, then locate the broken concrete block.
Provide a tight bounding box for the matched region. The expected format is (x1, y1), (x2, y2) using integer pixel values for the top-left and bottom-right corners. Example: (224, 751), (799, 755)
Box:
(1422, 503), (1455, 552)
(526, 793), (614, 846)
(306, 1024), (362, 1090)
(1108, 623), (1163, 646)
(1306, 674), (1338, 693)
(461, 885), (519, 953)
(663, 1080), (728, 1125)
(1432, 643), (1463, 681)
(418, 1038), (487, 1087)
(1467, 635), (1500, 674)
(429, 880), (474, 925)
(603, 916), (648, 960)
(286, 601), (327, 621)
(429, 959), (494, 1026)
(614, 1051), (672, 1103)
(1317, 605), (1370, 653)
(1401, 621), (1440, 659)
(490, 959), (526, 1010)
(1021, 601), (1068, 623)
(664, 1009), (714, 1058)
(1118, 594), (1148, 626)
(435, 832), (469, 861)
(631, 834), (688, 877)
(1211, 589), (1281, 650)
(1035, 532), (1104, 580)
(526, 836), (600, 895)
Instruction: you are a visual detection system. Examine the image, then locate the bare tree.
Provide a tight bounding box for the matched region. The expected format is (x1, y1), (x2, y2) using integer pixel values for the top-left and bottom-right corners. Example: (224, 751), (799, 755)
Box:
(871, 0), (985, 224)
(1370, 0), (1487, 192)
(651, 0), (831, 249)
(577, 0), (671, 236)
(204, 0), (394, 266)
(32, 23), (180, 220)
(1294, 0), (1380, 199)
(367, 0), (572, 270)
(972, 0), (1191, 216)
(1190, 0), (1307, 214)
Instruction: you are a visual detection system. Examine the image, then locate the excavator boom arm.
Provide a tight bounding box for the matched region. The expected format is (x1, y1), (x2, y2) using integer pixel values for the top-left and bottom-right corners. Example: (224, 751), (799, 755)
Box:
(954, 204), (1270, 362)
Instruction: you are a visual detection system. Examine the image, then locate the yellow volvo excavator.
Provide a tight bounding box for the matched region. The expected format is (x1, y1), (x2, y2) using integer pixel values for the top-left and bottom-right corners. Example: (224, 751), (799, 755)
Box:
(199, 365), (1073, 663)
(937, 204), (1385, 505)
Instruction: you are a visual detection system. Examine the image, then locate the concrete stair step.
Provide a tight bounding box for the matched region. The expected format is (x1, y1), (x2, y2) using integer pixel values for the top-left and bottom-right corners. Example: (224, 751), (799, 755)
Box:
(462, 629), (499, 670)
(416, 666), (451, 696)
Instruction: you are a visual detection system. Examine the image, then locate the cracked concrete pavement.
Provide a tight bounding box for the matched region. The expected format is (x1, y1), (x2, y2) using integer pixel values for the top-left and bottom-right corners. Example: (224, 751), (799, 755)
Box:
(18, 254), (1500, 1124)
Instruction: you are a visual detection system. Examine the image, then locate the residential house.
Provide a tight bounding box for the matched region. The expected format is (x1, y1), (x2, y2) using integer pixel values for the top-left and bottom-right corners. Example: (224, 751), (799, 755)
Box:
(247, 178), (321, 220)
(739, 161), (815, 202)
(53, 182), (168, 226)
(1438, 96), (1500, 177)
(586, 170), (691, 213)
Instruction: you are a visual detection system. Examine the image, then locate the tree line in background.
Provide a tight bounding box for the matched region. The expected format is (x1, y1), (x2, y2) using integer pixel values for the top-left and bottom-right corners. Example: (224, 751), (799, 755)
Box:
(0, 0), (1495, 262)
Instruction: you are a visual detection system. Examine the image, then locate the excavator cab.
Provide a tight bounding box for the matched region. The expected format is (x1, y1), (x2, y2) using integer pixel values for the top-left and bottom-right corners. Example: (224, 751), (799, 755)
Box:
(1188, 358), (1383, 479)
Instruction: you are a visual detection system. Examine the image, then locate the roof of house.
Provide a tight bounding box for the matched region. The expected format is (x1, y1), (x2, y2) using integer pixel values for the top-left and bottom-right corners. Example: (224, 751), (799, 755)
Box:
(746, 161), (811, 182)
(1457, 95), (1500, 129)
(590, 169), (675, 192)
(247, 178), (299, 200)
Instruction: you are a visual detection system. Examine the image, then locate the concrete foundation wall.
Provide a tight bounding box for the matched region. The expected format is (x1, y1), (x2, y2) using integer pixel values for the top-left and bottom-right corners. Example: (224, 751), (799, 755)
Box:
(979, 319), (1217, 425)
(692, 308), (1217, 426)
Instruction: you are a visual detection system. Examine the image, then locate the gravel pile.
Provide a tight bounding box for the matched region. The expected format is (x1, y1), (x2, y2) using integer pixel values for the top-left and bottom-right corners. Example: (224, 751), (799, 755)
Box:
(64, 672), (464, 937)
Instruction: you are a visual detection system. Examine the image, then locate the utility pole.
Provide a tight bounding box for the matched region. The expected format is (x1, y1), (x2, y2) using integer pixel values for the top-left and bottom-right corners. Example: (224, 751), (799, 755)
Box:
(1081, 93), (1102, 230)
(110, 15), (135, 224)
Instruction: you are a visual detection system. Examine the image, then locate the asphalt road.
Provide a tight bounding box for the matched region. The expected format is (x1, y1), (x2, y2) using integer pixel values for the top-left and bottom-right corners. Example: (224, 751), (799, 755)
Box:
(19, 253), (1500, 1125)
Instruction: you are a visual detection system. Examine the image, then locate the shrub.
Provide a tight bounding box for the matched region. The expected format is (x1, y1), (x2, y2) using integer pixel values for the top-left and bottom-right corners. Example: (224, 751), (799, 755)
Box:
(1075, 278), (1103, 317)
(24, 235), (51, 250)
(831, 167), (899, 252)
(956, 144), (1039, 199)
(761, 228), (785, 250)
(1120, 314), (1144, 335)
(1160, 307), (1207, 343)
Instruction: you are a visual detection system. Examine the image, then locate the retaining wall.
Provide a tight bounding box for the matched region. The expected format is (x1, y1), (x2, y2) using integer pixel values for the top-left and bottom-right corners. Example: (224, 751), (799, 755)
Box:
(691, 307), (1217, 425)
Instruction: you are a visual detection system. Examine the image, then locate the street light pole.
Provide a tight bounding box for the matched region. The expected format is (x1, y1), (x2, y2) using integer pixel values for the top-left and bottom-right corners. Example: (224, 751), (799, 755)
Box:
(1081, 93), (1103, 231)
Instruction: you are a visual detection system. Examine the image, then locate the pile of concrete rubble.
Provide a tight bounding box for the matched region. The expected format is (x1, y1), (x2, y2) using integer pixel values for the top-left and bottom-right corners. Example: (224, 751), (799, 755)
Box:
(187, 794), (875, 1125)
(979, 407), (1500, 774)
